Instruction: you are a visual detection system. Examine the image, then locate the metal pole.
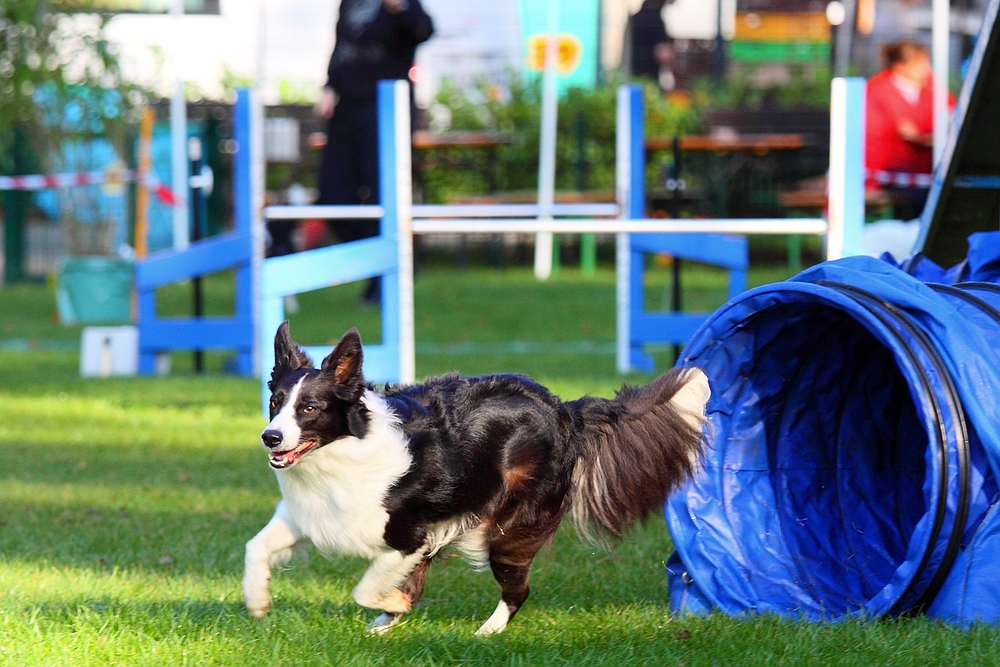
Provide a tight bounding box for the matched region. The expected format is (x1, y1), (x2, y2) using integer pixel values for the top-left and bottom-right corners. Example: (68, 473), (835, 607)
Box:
(170, 0), (189, 250)
(234, 88), (260, 378)
(669, 139), (682, 363)
(616, 85), (643, 375)
(575, 111), (596, 275)
(534, 0), (560, 280)
(251, 1), (266, 380)
(134, 107), (154, 259)
(189, 136), (204, 373)
(412, 218), (828, 234)
(376, 80), (415, 385)
(1, 127), (30, 283)
(715, 0), (727, 76)
(932, 0), (950, 166)
(396, 83), (416, 385)
(615, 87), (630, 374)
(671, 258), (682, 362)
(827, 77), (866, 260)
(833, 0), (858, 77)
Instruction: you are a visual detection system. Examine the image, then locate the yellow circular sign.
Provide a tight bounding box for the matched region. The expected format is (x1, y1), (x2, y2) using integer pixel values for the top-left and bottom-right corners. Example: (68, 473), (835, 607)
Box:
(526, 33), (583, 76)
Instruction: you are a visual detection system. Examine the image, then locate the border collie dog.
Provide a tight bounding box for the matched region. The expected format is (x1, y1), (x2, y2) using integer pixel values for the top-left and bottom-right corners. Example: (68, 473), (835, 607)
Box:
(243, 323), (710, 635)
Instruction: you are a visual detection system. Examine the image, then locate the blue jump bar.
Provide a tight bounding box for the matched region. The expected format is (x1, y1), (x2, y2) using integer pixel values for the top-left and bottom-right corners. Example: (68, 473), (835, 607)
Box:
(953, 175), (1000, 189)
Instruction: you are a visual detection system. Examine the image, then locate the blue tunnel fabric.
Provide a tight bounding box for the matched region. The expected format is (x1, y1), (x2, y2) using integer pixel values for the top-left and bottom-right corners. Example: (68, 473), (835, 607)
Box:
(665, 233), (1000, 624)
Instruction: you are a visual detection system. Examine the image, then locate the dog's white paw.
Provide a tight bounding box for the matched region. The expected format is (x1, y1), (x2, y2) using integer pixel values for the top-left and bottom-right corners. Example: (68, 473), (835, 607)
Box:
(368, 612), (402, 635)
(243, 581), (272, 618)
(245, 597), (271, 618)
(353, 586), (412, 614)
(474, 600), (511, 636)
(247, 605), (270, 619)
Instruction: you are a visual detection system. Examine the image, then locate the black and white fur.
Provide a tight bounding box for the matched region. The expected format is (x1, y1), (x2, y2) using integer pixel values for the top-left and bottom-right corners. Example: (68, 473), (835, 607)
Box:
(243, 323), (710, 635)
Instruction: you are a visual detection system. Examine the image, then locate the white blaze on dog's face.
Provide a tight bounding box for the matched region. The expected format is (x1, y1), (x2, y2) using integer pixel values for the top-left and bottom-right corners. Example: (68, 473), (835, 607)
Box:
(260, 323), (369, 470)
(262, 372), (317, 469)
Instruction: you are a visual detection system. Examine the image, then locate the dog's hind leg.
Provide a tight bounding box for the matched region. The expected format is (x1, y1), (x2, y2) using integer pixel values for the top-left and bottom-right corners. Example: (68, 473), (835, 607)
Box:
(476, 546), (537, 636)
(243, 501), (304, 618)
(368, 557), (431, 634)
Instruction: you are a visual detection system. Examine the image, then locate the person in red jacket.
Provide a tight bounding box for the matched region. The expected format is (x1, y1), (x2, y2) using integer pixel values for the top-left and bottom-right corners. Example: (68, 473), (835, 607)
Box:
(865, 41), (952, 220)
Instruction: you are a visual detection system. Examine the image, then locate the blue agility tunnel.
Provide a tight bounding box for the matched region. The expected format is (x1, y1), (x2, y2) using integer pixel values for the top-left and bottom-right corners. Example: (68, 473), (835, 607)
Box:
(665, 233), (1000, 624)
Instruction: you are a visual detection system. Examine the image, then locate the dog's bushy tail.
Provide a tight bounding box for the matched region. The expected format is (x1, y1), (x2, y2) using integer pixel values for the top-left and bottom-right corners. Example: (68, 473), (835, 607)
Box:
(566, 367), (710, 543)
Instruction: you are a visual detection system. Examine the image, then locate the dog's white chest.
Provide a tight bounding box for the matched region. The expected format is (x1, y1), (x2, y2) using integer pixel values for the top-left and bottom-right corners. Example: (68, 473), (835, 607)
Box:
(274, 397), (413, 559)
(279, 473), (392, 558)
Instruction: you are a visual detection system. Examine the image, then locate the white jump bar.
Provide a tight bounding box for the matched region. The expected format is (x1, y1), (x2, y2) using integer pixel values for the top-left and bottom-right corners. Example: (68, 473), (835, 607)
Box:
(411, 217), (829, 235)
(263, 205), (385, 220)
(264, 203), (621, 221)
(413, 203), (621, 218)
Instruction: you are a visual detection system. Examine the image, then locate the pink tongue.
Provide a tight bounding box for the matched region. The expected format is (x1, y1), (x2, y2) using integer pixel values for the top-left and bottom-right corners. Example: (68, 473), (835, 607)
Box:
(270, 449), (299, 467)
(271, 441), (316, 467)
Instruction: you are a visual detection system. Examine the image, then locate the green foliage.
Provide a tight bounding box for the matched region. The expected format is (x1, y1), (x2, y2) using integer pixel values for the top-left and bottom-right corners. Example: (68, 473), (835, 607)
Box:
(421, 74), (700, 203)
(0, 0), (143, 173)
(689, 65), (833, 110)
(218, 64), (256, 104)
(274, 78), (319, 106)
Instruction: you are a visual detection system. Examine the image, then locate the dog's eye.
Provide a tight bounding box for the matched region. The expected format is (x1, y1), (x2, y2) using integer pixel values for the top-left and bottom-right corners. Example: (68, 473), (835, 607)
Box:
(269, 398), (277, 410)
(303, 405), (316, 414)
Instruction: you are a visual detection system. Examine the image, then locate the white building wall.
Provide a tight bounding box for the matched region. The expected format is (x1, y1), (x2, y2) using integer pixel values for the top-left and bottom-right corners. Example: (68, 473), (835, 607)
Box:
(105, 0), (521, 105)
(102, 0), (725, 103)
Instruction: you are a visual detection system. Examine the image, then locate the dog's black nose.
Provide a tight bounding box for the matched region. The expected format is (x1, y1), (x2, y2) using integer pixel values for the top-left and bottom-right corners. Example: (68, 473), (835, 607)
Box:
(261, 430), (283, 449)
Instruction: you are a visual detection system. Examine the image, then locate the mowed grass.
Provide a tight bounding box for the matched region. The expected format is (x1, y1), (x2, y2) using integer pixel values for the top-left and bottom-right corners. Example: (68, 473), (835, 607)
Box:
(2, 263), (999, 665)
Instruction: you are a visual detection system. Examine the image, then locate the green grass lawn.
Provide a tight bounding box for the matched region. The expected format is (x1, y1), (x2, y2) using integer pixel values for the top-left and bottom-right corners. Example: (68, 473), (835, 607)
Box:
(1, 264), (999, 665)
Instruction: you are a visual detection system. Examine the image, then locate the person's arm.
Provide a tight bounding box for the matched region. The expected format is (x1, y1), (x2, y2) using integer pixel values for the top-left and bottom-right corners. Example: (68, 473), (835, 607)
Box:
(319, 48), (340, 119)
(315, 86), (337, 120)
(383, 0), (434, 44)
(654, 41), (674, 67)
(323, 27), (342, 103)
(654, 10), (673, 66)
(898, 119), (933, 147)
(865, 82), (892, 170)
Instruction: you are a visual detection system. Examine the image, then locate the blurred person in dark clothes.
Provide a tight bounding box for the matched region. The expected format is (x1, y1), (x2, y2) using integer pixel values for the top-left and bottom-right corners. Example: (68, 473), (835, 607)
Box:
(623, 0), (675, 91)
(315, 0), (433, 305)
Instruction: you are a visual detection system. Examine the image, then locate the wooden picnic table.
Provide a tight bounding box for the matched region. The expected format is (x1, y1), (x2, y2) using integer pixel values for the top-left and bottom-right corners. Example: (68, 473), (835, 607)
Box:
(411, 131), (508, 150)
(308, 129), (508, 150)
(309, 129), (506, 177)
(310, 129), (510, 199)
(646, 133), (805, 154)
(647, 132), (810, 277)
(411, 131), (509, 197)
(645, 132), (807, 219)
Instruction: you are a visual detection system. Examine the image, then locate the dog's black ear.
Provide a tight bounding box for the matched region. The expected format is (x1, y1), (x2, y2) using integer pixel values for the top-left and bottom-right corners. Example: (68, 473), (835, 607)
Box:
(320, 328), (364, 396)
(270, 321), (313, 389)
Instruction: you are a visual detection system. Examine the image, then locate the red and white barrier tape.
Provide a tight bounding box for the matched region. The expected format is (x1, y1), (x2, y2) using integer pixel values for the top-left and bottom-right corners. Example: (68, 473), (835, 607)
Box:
(865, 169), (934, 188)
(0, 168), (178, 206)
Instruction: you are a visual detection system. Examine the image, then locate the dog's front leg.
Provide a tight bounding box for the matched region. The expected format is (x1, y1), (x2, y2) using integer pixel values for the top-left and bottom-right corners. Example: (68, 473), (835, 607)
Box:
(367, 556), (432, 634)
(243, 500), (303, 618)
(352, 549), (427, 617)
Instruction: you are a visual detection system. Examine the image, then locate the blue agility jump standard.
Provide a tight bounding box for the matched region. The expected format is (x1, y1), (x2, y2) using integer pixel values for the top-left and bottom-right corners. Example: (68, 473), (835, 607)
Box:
(257, 80), (412, 414)
(615, 85), (748, 373)
(134, 89), (256, 376)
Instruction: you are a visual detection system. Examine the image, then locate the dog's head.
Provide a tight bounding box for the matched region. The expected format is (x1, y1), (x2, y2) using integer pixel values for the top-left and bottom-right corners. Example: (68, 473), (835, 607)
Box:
(261, 322), (369, 470)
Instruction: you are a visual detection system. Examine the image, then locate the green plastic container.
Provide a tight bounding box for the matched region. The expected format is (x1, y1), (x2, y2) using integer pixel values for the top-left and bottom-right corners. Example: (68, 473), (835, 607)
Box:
(56, 257), (133, 325)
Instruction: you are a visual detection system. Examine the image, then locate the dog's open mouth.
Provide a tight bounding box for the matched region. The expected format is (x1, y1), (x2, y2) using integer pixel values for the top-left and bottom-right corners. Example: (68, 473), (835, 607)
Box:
(268, 440), (319, 469)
